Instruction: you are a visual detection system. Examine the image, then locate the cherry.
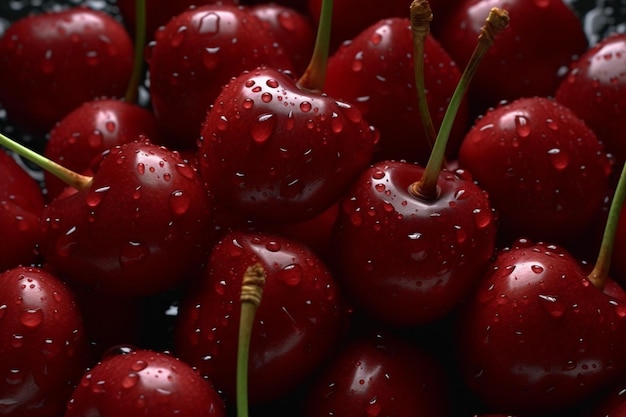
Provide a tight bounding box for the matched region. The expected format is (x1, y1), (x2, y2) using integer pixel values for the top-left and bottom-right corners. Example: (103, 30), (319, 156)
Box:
(146, 3), (294, 149)
(0, 148), (45, 271)
(174, 230), (345, 405)
(64, 348), (226, 417)
(0, 266), (90, 417)
(457, 96), (613, 245)
(198, 0), (378, 223)
(555, 32), (626, 167)
(329, 4), (505, 327)
(323, 16), (469, 164)
(43, 98), (164, 201)
(437, 0), (588, 114)
(455, 159), (626, 415)
(302, 329), (455, 417)
(116, 0), (239, 41)
(0, 6), (134, 135)
(35, 138), (214, 297)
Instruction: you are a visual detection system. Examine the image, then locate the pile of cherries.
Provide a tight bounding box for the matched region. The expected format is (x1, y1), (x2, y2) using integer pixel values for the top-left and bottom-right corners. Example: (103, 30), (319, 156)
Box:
(2, 0), (626, 416)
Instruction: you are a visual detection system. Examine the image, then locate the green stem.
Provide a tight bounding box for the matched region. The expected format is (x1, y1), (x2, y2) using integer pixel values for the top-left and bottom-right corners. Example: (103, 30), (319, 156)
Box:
(410, 0), (437, 152)
(0, 132), (92, 190)
(124, 0), (147, 103)
(410, 7), (509, 200)
(236, 263), (266, 417)
(588, 162), (626, 290)
(296, 0), (333, 92)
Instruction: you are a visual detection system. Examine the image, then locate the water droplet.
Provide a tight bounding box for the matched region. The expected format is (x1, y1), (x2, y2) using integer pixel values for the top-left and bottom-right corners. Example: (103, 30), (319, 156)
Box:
(370, 32), (382, 45)
(250, 113), (276, 144)
(91, 380), (106, 394)
(352, 51), (364, 72)
(539, 294), (566, 318)
(277, 264), (302, 286)
(331, 112), (344, 133)
(514, 115), (531, 138)
(0, 305), (6, 320)
(41, 49), (54, 74)
(300, 101), (312, 112)
(407, 232), (422, 240)
(265, 240), (281, 252)
(455, 226), (467, 244)
(545, 118), (559, 131)
(336, 100), (362, 123)
(547, 148), (569, 170)
(531, 265), (544, 274)
(472, 208), (492, 228)
(170, 190), (190, 215)
(119, 241), (149, 268)
(6, 368), (24, 385)
(131, 360), (148, 372)
(202, 46), (220, 70)
(217, 115), (229, 131)
(175, 163), (196, 180)
(20, 308), (43, 328)
(266, 79), (279, 88)
(563, 360), (577, 371)
(137, 163), (145, 175)
(261, 92), (273, 103)
(242, 98), (254, 110)
(170, 26), (187, 47)
(197, 12), (220, 34)
(365, 398), (381, 417)
(86, 186), (110, 207)
(122, 373), (139, 389)
(88, 130), (103, 148)
(286, 111), (295, 130)
(11, 334), (24, 348)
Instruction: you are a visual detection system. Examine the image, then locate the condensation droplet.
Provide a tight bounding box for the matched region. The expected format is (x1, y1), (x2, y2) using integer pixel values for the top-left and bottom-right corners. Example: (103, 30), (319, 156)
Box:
(170, 190), (190, 215)
(300, 101), (312, 112)
(119, 242), (149, 268)
(122, 373), (139, 389)
(250, 113), (276, 144)
(514, 115), (531, 138)
(85, 186), (111, 208)
(547, 148), (569, 170)
(20, 308), (43, 328)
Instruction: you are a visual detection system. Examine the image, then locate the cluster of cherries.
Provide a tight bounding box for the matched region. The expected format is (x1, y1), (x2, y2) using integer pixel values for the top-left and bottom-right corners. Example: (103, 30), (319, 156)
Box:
(1, 0), (626, 416)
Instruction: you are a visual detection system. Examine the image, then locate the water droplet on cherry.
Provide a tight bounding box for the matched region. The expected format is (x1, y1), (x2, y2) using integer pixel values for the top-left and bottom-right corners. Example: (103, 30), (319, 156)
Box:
(250, 113), (276, 144)
(170, 190), (190, 215)
(514, 115), (531, 137)
(20, 308), (43, 328)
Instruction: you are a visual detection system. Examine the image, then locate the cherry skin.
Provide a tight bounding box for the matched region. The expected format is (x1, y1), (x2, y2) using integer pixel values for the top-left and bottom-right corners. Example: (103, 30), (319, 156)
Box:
(198, 67), (378, 223)
(0, 149), (45, 271)
(147, 3), (294, 149)
(302, 330), (455, 417)
(0, 6), (134, 135)
(64, 349), (226, 417)
(38, 139), (214, 297)
(458, 96), (612, 246)
(175, 230), (345, 405)
(0, 266), (90, 417)
(324, 17), (469, 164)
(331, 160), (497, 327)
(455, 239), (626, 415)
(437, 0), (588, 114)
(43, 98), (164, 201)
(555, 33), (626, 167)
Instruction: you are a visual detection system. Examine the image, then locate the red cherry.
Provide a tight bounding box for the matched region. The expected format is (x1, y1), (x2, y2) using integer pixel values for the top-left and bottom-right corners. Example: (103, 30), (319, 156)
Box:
(324, 17), (469, 164)
(64, 349), (226, 417)
(39, 139), (214, 297)
(331, 161), (497, 326)
(0, 266), (90, 417)
(198, 67), (378, 223)
(43, 98), (164, 201)
(555, 33), (626, 167)
(147, 3), (294, 149)
(0, 6), (134, 134)
(0, 149), (45, 271)
(302, 330), (455, 417)
(437, 0), (588, 113)
(458, 96), (612, 245)
(175, 230), (345, 404)
(455, 239), (626, 415)
(116, 0), (239, 40)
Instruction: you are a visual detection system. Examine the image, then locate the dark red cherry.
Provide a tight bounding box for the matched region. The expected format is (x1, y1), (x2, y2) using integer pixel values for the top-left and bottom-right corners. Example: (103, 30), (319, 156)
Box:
(0, 6), (134, 134)
(0, 266), (90, 417)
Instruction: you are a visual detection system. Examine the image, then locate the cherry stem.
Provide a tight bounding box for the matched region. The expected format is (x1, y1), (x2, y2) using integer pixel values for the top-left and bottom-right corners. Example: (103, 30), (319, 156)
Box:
(124, 0), (147, 103)
(588, 163), (626, 290)
(296, 0), (332, 92)
(410, 0), (437, 152)
(0, 132), (92, 190)
(236, 263), (266, 417)
(410, 7), (509, 200)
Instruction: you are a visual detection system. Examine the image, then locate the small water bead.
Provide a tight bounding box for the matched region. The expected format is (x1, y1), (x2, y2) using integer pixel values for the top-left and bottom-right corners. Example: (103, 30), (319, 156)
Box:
(266, 78), (279, 88)
(202, 46), (220, 70)
(86, 186), (111, 208)
(278, 264), (302, 286)
(250, 113), (276, 143)
(300, 101), (312, 112)
(20, 308), (43, 328)
(11, 334), (24, 348)
(85, 50), (99, 66)
(0, 304), (6, 320)
(261, 92), (273, 103)
(41, 49), (55, 74)
(197, 11), (221, 34)
(6, 368), (24, 385)
(472, 208), (492, 228)
(265, 240), (281, 252)
(547, 148), (569, 170)
(514, 115), (531, 138)
(539, 294), (566, 318)
(331, 112), (344, 133)
(242, 98), (254, 110)
(131, 360), (148, 372)
(122, 372), (139, 389)
(170, 190), (190, 215)
(170, 26), (188, 47)
(217, 115), (229, 131)
(352, 51), (364, 72)
(119, 241), (149, 268)
(245, 79), (256, 88)
(369, 31), (383, 45)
